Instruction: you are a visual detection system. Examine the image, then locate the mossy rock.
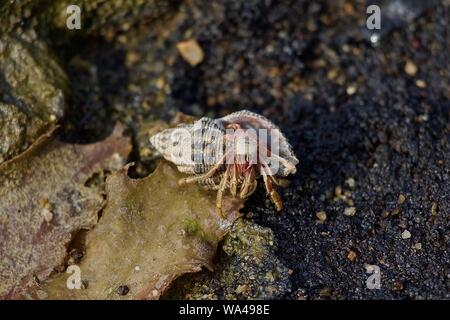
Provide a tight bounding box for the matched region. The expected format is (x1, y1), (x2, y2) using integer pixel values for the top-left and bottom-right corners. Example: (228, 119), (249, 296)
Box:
(0, 33), (68, 163)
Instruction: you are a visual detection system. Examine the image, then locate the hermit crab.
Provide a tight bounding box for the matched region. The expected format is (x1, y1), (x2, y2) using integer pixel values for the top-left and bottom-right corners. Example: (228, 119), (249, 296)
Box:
(150, 110), (298, 216)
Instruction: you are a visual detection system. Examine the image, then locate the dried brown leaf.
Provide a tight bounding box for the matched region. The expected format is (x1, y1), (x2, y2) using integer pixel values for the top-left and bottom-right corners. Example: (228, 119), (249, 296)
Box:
(36, 161), (242, 300)
(0, 125), (131, 299)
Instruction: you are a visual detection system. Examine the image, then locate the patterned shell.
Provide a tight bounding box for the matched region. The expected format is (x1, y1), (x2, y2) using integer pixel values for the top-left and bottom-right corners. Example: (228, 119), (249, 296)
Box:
(150, 110), (298, 177)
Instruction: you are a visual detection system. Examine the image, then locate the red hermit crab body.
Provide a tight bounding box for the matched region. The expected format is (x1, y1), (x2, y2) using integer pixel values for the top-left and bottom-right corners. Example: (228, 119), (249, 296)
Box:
(150, 110), (298, 215)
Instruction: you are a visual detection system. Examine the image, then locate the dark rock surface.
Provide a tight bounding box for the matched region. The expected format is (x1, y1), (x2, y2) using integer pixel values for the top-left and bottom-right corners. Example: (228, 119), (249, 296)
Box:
(156, 0), (449, 299)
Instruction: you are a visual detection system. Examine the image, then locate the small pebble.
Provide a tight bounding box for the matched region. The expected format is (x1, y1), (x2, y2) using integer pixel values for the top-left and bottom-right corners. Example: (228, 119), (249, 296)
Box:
(415, 79), (427, 88)
(176, 39), (204, 66)
(117, 285), (130, 296)
(346, 84), (357, 95)
(344, 207), (356, 216)
(235, 285), (248, 294)
(345, 177), (355, 188)
(319, 288), (332, 298)
(413, 243), (422, 250)
(404, 60), (418, 76)
(392, 281), (404, 291)
(316, 211), (327, 222)
(401, 230), (411, 239)
(431, 202), (438, 216)
(327, 69), (338, 80)
(347, 250), (357, 262)
(417, 114), (429, 122)
(398, 194), (406, 204)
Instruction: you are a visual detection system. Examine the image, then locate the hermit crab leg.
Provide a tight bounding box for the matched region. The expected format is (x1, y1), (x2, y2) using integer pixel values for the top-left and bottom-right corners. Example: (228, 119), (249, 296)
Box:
(216, 165), (231, 218)
(178, 162), (222, 186)
(270, 176), (290, 188)
(261, 165), (283, 212)
(239, 179), (258, 199)
(239, 166), (256, 199)
(178, 147), (233, 186)
(262, 165), (290, 188)
(230, 165), (238, 197)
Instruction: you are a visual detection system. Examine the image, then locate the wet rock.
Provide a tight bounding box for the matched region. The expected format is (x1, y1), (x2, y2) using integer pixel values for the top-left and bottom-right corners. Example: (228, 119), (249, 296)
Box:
(0, 33), (68, 163)
(1, 0), (181, 37)
(165, 219), (291, 299)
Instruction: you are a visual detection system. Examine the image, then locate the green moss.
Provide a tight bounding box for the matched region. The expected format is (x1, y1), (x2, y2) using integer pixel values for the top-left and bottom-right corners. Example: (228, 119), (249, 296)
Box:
(183, 219), (205, 238)
(165, 219), (291, 300)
